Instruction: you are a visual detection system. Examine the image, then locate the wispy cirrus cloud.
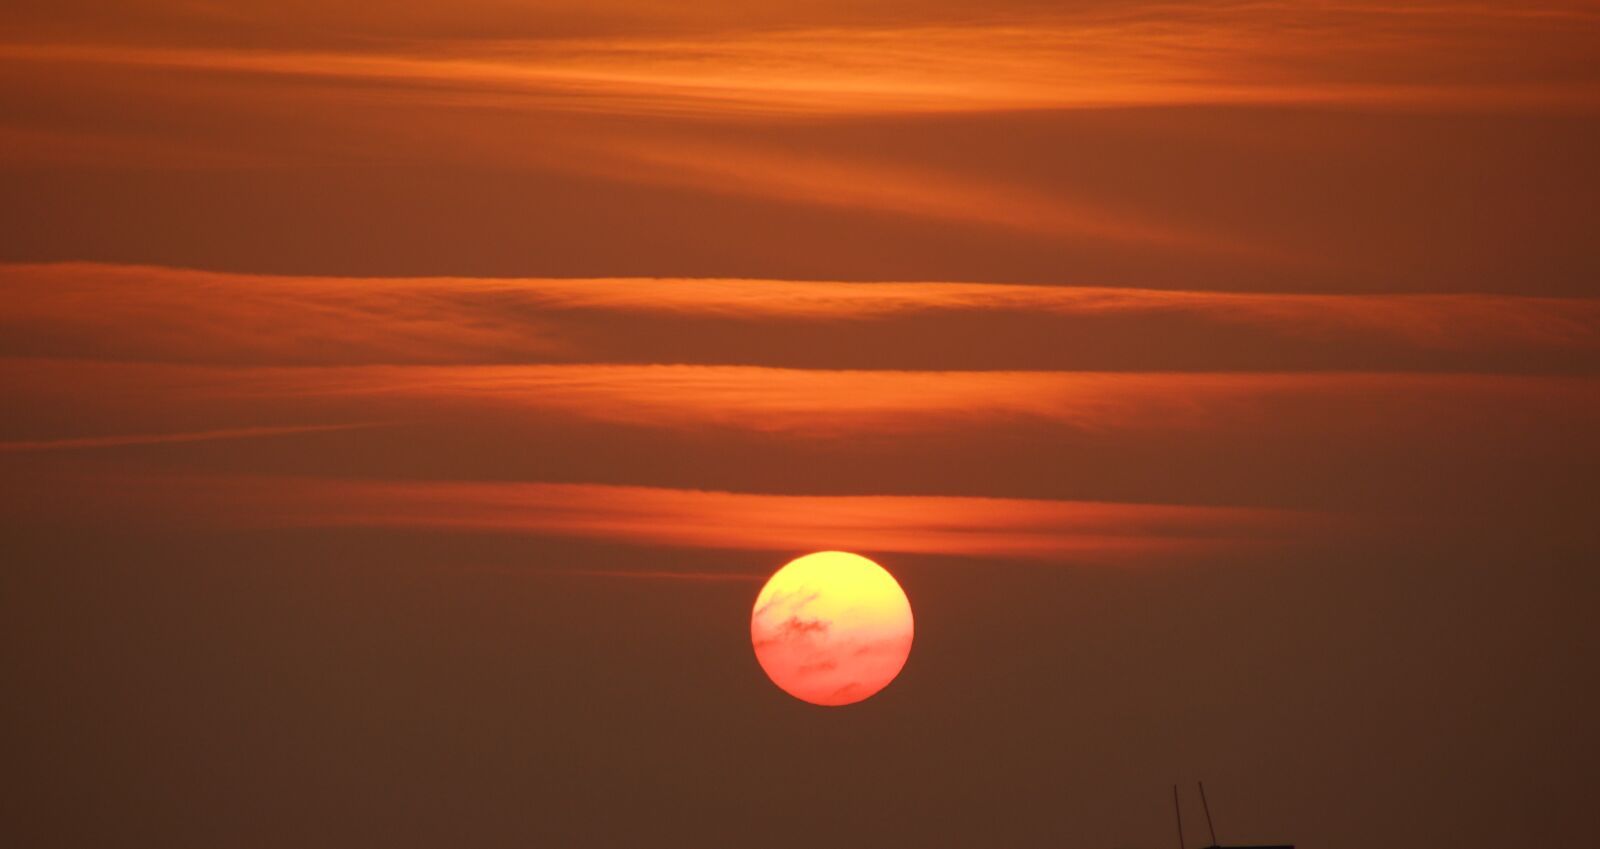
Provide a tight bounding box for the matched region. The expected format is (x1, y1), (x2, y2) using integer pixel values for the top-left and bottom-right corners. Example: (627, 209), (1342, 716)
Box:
(576, 137), (1250, 254)
(6, 358), (1596, 443)
(5, 353), (1592, 527)
(6, 5), (1597, 118)
(3, 357), (1592, 438)
(7, 5), (1595, 264)
(86, 474), (1331, 562)
(3, 5), (1596, 285)
(5, 264), (1597, 372)
(0, 264), (568, 365)
(0, 422), (388, 453)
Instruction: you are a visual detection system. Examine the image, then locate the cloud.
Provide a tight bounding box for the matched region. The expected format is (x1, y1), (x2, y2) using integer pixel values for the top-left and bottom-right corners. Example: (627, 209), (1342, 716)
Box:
(111, 475), (1330, 562)
(577, 137), (1248, 254)
(6, 6), (1597, 118)
(0, 264), (567, 365)
(6, 357), (1596, 446)
(0, 422), (387, 453)
(753, 617), (834, 651)
(3, 266), (1593, 530)
(5, 264), (1596, 372)
(6, 353), (1587, 527)
(4, 8), (1596, 281)
(6, 6), (1596, 253)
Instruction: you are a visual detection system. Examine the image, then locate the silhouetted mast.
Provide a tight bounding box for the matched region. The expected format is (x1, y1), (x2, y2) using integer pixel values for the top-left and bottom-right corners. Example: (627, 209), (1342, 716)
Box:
(1173, 784), (1186, 849)
(1168, 782), (1292, 849)
(1198, 781), (1218, 846)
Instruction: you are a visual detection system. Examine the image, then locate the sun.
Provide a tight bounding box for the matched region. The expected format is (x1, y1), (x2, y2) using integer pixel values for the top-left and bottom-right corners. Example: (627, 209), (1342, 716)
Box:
(751, 551), (914, 706)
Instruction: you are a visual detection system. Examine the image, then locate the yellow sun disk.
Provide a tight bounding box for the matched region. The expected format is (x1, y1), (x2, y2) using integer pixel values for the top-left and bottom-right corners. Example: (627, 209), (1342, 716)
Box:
(751, 551), (914, 706)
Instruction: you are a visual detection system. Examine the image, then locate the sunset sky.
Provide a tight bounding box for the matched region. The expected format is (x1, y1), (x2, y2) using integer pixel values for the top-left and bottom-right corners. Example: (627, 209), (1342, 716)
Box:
(3, 2), (1598, 847)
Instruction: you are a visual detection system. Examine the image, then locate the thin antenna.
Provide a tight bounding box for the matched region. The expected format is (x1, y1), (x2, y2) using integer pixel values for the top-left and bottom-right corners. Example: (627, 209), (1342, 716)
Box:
(1198, 781), (1218, 846)
(1173, 784), (1186, 849)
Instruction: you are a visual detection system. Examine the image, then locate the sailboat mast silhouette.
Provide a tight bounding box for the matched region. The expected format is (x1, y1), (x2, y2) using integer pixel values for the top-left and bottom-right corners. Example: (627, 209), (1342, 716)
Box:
(1172, 782), (1292, 849)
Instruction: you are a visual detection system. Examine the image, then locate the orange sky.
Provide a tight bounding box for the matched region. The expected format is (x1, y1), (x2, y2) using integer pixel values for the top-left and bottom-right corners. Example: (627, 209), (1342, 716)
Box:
(5, 4), (1600, 289)
(3, 2), (1597, 847)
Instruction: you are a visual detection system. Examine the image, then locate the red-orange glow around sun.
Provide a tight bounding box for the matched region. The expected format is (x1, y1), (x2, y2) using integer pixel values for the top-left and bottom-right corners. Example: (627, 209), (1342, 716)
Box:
(751, 551), (914, 706)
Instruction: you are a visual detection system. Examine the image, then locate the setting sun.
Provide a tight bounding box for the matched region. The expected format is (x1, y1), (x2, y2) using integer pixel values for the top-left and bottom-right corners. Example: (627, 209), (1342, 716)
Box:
(751, 551), (914, 706)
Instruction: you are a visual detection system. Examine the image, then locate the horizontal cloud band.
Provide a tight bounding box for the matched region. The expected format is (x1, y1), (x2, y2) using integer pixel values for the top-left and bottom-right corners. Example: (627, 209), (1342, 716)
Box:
(26, 473), (1328, 562)
(7, 6), (1598, 118)
(5, 264), (1597, 372)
